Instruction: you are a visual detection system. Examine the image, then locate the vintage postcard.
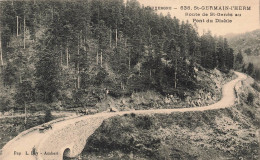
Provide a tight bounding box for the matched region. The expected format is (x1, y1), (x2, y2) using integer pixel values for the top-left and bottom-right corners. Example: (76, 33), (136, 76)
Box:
(0, 0), (259, 160)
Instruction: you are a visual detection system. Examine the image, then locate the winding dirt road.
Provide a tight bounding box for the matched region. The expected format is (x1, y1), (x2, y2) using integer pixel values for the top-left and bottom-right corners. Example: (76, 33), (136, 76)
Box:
(0, 71), (247, 160)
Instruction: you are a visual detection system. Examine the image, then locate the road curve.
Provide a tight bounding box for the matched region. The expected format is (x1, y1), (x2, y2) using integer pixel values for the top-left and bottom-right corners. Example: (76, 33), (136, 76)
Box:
(0, 71), (247, 160)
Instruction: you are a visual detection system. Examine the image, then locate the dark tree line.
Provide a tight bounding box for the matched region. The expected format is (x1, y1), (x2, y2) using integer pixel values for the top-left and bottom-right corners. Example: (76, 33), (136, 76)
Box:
(0, 0), (235, 110)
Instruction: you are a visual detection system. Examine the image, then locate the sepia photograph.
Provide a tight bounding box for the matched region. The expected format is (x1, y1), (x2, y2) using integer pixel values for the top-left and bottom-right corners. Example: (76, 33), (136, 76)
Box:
(0, 0), (259, 159)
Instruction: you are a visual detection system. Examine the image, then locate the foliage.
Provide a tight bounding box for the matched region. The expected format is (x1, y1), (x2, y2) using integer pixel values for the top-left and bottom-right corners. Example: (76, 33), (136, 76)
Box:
(228, 29), (260, 57)
(94, 67), (108, 86)
(44, 109), (52, 123)
(234, 50), (244, 70)
(35, 49), (60, 104)
(135, 115), (153, 130)
(0, 0), (236, 110)
(247, 92), (254, 105)
(0, 95), (12, 112)
(14, 81), (34, 106)
(251, 82), (260, 92)
(255, 69), (260, 81)
(84, 105), (260, 159)
(3, 62), (17, 87)
(247, 63), (254, 76)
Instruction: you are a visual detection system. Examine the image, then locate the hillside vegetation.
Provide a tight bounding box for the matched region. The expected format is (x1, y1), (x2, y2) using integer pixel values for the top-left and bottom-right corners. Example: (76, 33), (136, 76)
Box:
(0, 0), (236, 115)
(227, 29), (260, 57)
(79, 77), (260, 160)
(226, 30), (260, 81)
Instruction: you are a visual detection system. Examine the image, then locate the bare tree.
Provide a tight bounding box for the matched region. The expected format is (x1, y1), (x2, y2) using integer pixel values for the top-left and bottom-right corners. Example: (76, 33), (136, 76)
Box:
(23, 16), (26, 49)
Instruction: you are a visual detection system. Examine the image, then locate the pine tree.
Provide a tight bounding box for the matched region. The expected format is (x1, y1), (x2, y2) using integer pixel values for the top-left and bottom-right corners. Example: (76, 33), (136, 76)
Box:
(216, 37), (225, 69)
(234, 50), (243, 70)
(3, 62), (17, 87)
(15, 80), (34, 124)
(35, 49), (60, 103)
(167, 39), (180, 88)
(247, 63), (254, 76)
(200, 31), (215, 69)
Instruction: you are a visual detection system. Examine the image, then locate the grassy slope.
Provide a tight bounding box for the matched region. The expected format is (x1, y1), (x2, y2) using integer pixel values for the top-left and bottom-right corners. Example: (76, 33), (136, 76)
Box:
(80, 77), (260, 160)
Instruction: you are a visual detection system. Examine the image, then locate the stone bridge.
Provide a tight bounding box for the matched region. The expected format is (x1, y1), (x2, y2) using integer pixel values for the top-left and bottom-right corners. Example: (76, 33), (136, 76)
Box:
(0, 71), (247, 160)
(38, 114), (114, 160)
(0, 113), (117, 160)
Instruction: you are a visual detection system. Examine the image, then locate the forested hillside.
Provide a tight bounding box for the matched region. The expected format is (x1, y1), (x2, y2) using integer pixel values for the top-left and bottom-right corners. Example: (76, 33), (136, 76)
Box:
(227, 30), (260, 81)
(227, 29), (260, 57)
(0, 0), (235, 113)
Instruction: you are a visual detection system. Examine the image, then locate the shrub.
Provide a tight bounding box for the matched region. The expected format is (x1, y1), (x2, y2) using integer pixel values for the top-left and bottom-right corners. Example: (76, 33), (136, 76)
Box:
(0, 96), (11, 113)
(30, 103), (46, 113)
(251, 82), (260, 92)
(94, 68), (108, 86)
(130, 113), (136, 117)
(127, 75), (149, 92)
(247, 92), (254, 105)
(44, 109), (53, 122)
(135, 115), (153, 130)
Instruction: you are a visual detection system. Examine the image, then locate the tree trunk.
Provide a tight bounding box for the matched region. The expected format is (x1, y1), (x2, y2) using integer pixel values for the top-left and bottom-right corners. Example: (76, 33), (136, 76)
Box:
(0, 47), (3, 68)
(83, 38), (87, 52)
(19, 74), (22, 83)
(0, 27), (3, 74)
(174, 58), (177, 89)
(122, 83), (124, 90)
(85, 25), (88, 41)
(20, 22), (22, 36)
(23, 16), (26, 49)
(17, 16), (19, 37)
(77, 69), (80, 89)
(96, 51), (99, 65)
(66, 47), (69, 67)
(0, 27), (3, 67)
(115, 28), (118, 47)
(139, 64), (141, 76)
(109, 29), (112, 48)
(129, 51), (131, 71)
(51, 6), (54, 21)
(24, 103), (27, 125)
(60, 50), (63, 66)
(100, 51), (103, 67)
(77, 37), (80, 89)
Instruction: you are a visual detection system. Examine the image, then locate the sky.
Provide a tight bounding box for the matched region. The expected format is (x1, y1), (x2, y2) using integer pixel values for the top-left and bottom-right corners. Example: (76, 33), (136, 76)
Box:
(137, 0), (260, 36)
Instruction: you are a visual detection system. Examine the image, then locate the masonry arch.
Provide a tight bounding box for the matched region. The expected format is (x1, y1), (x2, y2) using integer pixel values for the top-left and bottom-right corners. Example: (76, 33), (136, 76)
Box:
(63, 148), (71, 159)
